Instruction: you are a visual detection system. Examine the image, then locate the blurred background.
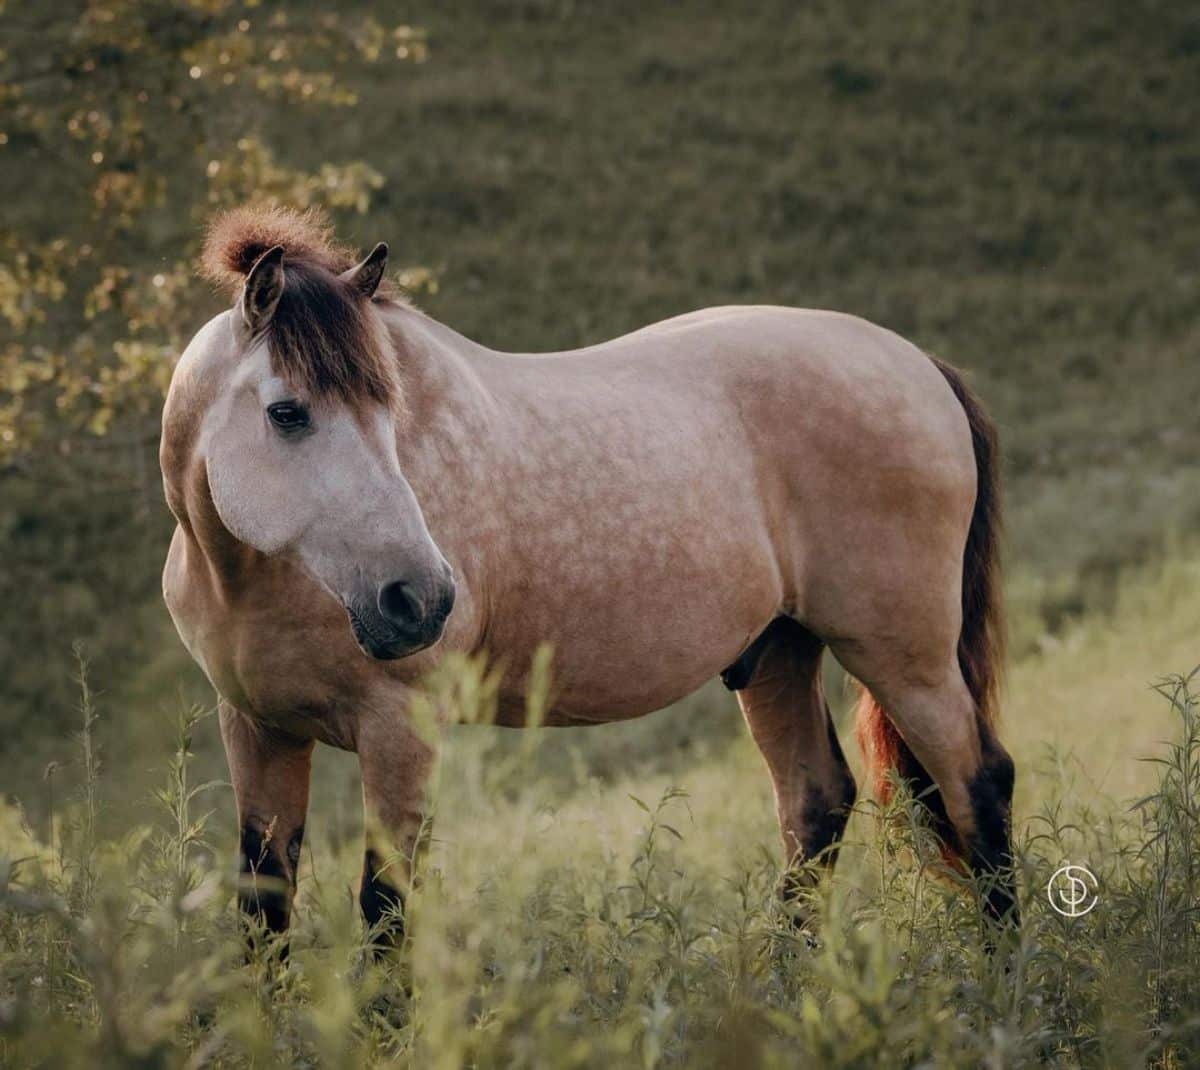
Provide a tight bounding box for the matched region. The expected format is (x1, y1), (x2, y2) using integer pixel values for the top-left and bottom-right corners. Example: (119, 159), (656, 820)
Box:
(2, 0), (1199, 824)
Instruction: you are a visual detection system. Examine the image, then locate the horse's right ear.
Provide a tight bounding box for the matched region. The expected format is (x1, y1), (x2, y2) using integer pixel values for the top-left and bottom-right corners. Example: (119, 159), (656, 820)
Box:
(240, 245), (285, 335)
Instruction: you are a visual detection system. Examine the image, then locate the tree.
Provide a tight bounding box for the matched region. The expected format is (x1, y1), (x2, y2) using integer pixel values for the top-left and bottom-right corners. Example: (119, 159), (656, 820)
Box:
(0, 0), (426, 457)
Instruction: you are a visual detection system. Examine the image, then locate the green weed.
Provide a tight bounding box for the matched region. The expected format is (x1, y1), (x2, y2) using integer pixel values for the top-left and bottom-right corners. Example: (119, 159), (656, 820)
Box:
(5, 662), (1200, 1067)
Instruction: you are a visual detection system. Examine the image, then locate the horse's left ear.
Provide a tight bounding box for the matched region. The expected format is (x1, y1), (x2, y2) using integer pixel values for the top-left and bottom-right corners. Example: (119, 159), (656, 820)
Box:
(340, 242), (389, 299)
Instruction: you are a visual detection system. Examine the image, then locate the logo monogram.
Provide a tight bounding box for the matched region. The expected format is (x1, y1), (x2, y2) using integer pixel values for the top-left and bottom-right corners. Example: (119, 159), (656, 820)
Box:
(1047, 863), (1099, 917)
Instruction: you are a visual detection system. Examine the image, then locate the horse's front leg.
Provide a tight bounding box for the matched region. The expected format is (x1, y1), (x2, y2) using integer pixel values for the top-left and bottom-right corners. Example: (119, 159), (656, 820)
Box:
(355, 713), (436, 955)
(219, 702), (314, 951)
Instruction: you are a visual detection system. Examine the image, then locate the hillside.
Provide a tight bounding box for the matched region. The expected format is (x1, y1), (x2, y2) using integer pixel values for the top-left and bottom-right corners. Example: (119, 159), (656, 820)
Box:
(4, 0), (1200, 793)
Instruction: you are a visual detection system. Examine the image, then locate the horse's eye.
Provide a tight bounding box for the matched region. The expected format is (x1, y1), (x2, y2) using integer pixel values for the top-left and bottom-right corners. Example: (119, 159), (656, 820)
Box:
(266, 402), (310, 432)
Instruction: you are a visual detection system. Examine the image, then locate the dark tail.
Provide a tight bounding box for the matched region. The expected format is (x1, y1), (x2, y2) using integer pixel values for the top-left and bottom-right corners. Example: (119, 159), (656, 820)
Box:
(855, 357), (1004, 854)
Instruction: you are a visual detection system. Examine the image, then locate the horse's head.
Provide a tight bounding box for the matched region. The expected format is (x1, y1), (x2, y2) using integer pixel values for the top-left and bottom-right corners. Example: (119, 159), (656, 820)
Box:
(164, 208), (455, 660)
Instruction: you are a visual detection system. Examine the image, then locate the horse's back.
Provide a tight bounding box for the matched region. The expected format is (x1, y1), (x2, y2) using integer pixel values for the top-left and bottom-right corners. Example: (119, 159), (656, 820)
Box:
(567, 304), (973, 500)
(566, 305), (964, 438)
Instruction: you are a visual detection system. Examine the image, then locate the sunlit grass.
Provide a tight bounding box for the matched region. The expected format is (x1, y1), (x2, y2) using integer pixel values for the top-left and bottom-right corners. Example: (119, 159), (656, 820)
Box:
(5, 561), (1200, 1066)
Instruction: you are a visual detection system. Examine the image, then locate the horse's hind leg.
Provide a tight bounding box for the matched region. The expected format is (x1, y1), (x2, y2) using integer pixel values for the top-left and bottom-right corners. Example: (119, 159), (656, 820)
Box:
(835, 635), (1017, 926)
(731, 618), (857, 920)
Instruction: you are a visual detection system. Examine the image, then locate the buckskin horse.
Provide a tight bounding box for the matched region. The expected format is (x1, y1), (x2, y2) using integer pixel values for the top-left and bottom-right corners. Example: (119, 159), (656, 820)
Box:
(160, 205), (1017, 950)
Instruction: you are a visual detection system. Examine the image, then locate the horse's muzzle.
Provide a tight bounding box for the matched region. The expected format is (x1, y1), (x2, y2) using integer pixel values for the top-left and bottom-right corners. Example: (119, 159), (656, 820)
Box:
(346, 571), (456, 660)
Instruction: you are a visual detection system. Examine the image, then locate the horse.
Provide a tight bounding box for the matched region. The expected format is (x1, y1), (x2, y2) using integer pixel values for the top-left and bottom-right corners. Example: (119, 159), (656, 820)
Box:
(160, 205), (1017, 951)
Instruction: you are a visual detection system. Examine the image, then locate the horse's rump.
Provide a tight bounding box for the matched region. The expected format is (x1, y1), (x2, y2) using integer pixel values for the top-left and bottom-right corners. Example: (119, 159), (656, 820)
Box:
(854, 356), (1004, 857)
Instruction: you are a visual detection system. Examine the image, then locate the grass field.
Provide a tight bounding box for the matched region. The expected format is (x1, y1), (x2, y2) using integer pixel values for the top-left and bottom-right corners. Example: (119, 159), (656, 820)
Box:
(4, 1), (1200, 1066)
(3, 559), (1200, 1066)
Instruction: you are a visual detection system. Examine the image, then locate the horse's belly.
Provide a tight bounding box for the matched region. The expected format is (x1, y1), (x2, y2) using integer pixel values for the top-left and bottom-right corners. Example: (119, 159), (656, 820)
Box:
(535, 643), (731, 724)
(490, 530), (782, 724)
(466, 398), (789, 724)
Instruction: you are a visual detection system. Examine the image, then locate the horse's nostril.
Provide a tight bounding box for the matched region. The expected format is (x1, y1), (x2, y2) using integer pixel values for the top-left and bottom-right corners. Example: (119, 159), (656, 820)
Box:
(438, 577), (457, 619)
(377, 579), (421, 629)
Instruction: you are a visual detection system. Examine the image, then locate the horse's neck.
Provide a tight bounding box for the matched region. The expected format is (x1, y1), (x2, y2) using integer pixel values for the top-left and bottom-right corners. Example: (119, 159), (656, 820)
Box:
(382, 308), (531, 647)
(384, 307), (503, 463)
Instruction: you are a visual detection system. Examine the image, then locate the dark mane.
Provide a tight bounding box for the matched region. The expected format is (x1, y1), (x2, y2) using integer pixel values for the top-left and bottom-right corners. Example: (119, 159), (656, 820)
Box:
(200, 205), (400, 407)
(265, 258), (397, 406)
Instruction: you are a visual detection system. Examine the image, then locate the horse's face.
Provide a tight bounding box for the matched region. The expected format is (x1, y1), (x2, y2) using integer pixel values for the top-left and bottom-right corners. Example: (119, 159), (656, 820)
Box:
(174, 244), (455, 661)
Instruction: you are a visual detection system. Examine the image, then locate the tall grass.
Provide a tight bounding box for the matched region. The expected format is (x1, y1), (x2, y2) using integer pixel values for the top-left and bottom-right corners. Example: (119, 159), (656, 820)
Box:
(4, 663), (1200, 1067)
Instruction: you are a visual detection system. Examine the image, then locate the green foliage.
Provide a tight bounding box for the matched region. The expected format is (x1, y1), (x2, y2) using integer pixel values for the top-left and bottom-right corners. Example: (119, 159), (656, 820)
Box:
(0, 0), (424, 453)
(5, 662), (1200, 1067)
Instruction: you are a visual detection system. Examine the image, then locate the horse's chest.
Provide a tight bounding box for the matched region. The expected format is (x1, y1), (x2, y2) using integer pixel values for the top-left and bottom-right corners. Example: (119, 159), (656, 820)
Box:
(163, 527), (217, 681)
(163, 530), (369, 743)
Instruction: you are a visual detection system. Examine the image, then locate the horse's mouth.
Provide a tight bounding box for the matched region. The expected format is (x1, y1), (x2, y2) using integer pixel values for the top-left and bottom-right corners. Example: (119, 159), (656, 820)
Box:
(345, 603), (441, 661)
